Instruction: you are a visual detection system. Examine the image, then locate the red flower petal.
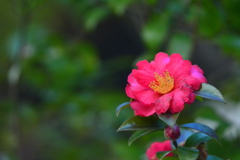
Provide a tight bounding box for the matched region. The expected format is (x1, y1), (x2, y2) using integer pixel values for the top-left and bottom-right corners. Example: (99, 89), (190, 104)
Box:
(169, 88), (190, 113)
(186, 93), (196, 104)
(154, 52), (170, 73)
(136, 60), (155, 73)
(183, 75), (202, 90)
(127, 72), (137, 84)
(130, 100), (155, 117)
(146, 140), (173, 160)
(133, 89), (160, 105)
(190, 65), (207, 84)
(125, 84), (134, 98)
(155, 92), (173, 114)
(166, 54), (191, 80)
(132, 69), (155, 88)
(174, 74), (198, 90)
(125, 73), (145, 99)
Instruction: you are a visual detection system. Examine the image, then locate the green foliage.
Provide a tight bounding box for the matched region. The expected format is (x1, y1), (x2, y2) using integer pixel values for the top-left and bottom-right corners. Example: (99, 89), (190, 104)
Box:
(117, 116), (166, 131)
(206, 155), (224, 160)
(116, 102), (130, 116)
(185, 132), (212, 148)
(157, 112), (180, 127)
(156, 151), (173, 160)
(128, 129), (159, 146)
(166, 33), (192, 60)
(194, 83), (226, 103)
(84, 7), (109, 31)
(142, 13), (170, 51)
(216, 34), (240, 59)
(177, 146), (199, 160)
(180, 123), (220, 145)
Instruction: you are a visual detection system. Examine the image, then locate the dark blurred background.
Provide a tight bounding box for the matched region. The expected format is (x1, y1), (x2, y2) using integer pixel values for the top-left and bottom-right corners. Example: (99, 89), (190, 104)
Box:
(1, 0), (240, 159)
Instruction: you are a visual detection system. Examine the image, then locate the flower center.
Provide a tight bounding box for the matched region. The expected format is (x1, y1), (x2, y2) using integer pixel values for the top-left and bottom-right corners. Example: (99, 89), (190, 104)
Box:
(149, 71), (174, 94)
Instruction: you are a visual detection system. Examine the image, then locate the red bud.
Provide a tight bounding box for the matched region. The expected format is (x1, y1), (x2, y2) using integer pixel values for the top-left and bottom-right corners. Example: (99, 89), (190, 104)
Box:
(164, 124), (181, 140)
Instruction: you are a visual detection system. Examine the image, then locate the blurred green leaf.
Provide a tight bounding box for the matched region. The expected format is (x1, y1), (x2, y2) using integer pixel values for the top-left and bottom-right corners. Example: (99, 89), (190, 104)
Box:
(146, 0), (157, 5)
(116, 102), (130, 116)
(77, 42), (99, 75)
(216, 34), (240, 59)
(206, 155), (224, 160)
(142, 13), (170, 51)
(194, 83), (226, 103)
(185, 132), (212, 148)
(7, 33), (22, 60)
(156, 151), (173, 160)
(195, 0), (223, 38)
(117, 116), (166, 131)
(106, 0), (136, 15)
(167, 33), (192, 60)
(180, 123), (220, 145)
(162, 157), (179, 160)
(177, 146), (199, 160)
(196, 96), (203, 102)
(157, 112), (180, 127)
(84, 7), (109, 31)
(128, 129), (158, 146)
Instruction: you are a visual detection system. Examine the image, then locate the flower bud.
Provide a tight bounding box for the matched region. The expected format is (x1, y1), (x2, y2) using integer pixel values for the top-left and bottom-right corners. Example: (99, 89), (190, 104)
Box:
(164, 124), (181, 140)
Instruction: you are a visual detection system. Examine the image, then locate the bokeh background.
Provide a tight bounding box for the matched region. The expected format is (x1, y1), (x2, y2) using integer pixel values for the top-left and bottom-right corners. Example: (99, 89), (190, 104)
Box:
(1, 0), (240, 159)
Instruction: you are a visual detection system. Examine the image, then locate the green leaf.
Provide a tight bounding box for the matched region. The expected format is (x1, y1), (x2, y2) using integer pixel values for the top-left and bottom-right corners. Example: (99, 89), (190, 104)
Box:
(207, 155), (224, 160)
(117, 116), (166, 132)
(116, 102), (130, 116)
(142, 13), (170, 50)
(215, 34), (240, 59)
(185, 132), (212, 148)
(177, 146), (199, 160)
(106, 0), (135, 15)
(180, 123), (221, 145)
(156, 151), (173, 160)
(157, 112), (180, 127)
(194, 83), (226, 103)
(84, 7), (108, 31)
(146, 0), (157, 5)
(167, 33), (193, 60)
(128, 129), (158, 146)
(162, 157), (179, 160)
(196, 96), (203, 101)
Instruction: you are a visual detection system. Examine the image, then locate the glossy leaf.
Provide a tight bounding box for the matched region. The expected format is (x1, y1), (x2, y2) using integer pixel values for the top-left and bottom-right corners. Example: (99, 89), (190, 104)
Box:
(194, 83), (226, 103)
(128, 129), (158, 146)
(162, 157), (179, 160)
(207, 155), (224, 160)
(180, 123), (220, 145)
(196, 96), (203, 101)
(185, 132), (212, 148)
(116, 102), (130, 116)
(156, 151), (173, 160)
(117, 116), (166, 132)
(177, 146), (199, 160)
(157, 112), (180, 127)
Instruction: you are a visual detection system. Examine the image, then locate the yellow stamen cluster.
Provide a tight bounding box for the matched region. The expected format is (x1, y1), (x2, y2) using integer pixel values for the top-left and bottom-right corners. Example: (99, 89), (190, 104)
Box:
(149, 71), (174, 94)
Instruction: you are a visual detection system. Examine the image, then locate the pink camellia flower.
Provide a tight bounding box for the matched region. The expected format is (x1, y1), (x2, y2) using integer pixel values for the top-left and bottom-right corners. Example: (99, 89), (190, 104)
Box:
(126, 52), (207, 116)
(146, 140), (173, 160)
